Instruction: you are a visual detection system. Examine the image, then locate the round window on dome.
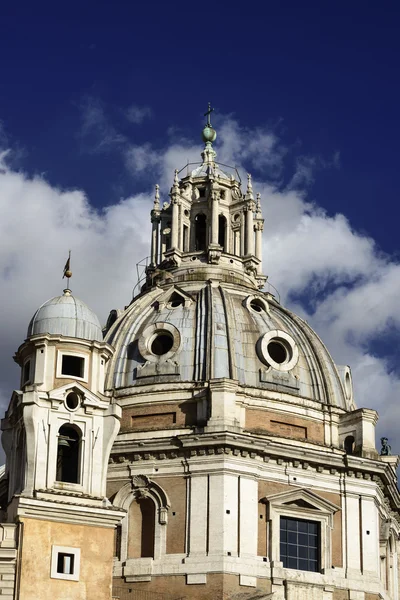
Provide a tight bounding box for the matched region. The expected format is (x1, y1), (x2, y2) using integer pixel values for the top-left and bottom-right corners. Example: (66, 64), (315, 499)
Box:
(267, 340), (289, 364)
(258, 330), (299, 372)
(250, 299), (265, 313)
(151, 332), (174, 356)
(138, 322), (181, 363)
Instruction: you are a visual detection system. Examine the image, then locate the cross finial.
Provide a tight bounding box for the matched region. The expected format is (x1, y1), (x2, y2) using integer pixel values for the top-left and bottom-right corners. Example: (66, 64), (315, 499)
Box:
(204, 102), (214, 127)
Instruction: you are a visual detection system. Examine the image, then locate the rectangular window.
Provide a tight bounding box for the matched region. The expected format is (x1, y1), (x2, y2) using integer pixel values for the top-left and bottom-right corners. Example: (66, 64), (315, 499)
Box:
(61, 355), (84, 378)
(57, 552), (75, 575)
(114, 525), (122, 560)
(280, 517), (320, 572)
(51, 545), (80, 581)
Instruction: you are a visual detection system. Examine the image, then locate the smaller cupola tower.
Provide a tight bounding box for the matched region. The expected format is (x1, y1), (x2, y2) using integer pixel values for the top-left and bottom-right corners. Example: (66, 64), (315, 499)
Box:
(145, 104), (267, 291)
(1, 276), (124, 600)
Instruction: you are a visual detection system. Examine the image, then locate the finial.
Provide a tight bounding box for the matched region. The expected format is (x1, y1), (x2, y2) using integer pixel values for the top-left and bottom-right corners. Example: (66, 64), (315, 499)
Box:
(62, 251), (72, 290)
(205, 102), (214, 127)
(154, 184), (160, 209)
(202, 102), (217, 145)
(170, 169), (179, 198)
(246, 173), (254, 200)
(256, 192), (261, 213)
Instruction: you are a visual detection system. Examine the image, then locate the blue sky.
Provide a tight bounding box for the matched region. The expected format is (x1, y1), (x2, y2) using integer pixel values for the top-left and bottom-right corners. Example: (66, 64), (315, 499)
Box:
(0, 1), (400, 453)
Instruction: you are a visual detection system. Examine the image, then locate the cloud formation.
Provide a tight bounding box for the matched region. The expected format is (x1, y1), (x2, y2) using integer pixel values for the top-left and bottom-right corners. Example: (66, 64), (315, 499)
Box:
(0, 114), (399, 459)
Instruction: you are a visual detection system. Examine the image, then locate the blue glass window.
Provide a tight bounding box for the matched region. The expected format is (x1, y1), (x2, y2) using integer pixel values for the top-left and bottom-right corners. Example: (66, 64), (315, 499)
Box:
(280, 517), (320, 572)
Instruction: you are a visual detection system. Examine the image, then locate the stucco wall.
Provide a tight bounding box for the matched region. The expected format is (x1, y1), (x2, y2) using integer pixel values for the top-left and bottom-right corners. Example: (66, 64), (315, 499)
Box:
(18, 518), (114, 600)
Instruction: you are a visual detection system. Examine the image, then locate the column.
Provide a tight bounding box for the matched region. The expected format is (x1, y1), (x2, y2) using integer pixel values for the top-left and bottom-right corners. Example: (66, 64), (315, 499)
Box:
(239, 477), (257, 557)
(360, 496), (379, 575)
(246, 202), (255, 256)
(208, 473), (238, 556)
(345, 493), (361, 574)
(171, 200), (179, 249)
(255, 221), (263, 264)
(188, 475), (208, 555)
(211, 191), (219, 245)
(150, 217), (159, 265)
(240, 213), (245, 256)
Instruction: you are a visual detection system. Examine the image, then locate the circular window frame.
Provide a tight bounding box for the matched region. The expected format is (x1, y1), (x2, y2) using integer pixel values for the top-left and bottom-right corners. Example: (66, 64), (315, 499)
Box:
(344, 369), (353, 401)
(258, 330), (299, 371)
(64, 390), (82, 412)
(138, 322), (181, 363)
(244, 294), (270, 315)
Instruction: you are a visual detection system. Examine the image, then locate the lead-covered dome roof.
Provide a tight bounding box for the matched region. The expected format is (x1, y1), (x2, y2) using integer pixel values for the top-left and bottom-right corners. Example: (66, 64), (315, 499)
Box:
(104, 280), (351, 410)
(27, 289), (103, 342)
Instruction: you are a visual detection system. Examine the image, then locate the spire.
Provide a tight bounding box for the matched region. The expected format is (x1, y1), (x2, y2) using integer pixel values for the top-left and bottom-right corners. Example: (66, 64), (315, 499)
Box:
(154, 184), (160, 210)
(246, 173), (254, 201)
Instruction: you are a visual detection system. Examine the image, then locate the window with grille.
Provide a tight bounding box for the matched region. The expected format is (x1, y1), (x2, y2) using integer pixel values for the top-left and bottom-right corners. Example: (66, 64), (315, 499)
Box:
(280, 516), (320, 572)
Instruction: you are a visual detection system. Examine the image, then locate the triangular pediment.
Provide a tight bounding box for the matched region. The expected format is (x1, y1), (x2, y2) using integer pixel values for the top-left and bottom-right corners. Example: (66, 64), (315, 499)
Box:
(48, 382), (107, 408)
(156, 285), (195, 309)
(261, 488), (341, 514)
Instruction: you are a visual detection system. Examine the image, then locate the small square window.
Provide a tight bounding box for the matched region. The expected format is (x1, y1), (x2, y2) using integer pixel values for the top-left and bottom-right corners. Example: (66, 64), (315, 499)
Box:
(51, 545), (80, 581)
(61, 355), (84, 378)
(57, 552), (74, 575)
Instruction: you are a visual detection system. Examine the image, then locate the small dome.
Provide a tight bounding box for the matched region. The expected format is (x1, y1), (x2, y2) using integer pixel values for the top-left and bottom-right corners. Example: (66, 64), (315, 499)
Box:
(27, 290), (103, 342)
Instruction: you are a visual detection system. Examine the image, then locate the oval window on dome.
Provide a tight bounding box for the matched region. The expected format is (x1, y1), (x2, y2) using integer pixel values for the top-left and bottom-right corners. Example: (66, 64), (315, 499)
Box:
(258, 330), (299, 371)
(244, 295), (269, 315)
(250, 299), (265, 313)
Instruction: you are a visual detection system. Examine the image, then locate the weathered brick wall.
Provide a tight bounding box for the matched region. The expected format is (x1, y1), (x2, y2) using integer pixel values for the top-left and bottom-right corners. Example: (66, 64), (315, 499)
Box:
(245, 408), (324, 443)
(120, 401), (197, 432)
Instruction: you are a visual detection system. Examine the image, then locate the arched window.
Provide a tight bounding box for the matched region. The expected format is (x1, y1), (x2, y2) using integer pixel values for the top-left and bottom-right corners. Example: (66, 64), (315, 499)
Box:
(56, 424), (81, 484)
(194, 214), (207, 251)
(112, 476), (170, 563)
(344, 435), (355, 455)
(218, 215), (227, 250)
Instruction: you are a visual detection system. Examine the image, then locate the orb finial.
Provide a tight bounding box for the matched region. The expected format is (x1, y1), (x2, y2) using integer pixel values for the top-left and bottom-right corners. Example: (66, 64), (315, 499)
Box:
(202, 102), (217, 144)
(62, 250), (72, 291)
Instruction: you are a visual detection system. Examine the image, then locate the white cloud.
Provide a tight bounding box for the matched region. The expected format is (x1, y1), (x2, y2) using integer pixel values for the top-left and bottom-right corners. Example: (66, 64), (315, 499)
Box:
(79, 97), (126, 152)
(126, 104), (152, 124)
(0, 114), (399, 461)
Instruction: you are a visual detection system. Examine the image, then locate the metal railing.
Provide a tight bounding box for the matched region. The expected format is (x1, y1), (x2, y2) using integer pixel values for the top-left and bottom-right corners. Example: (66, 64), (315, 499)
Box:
(112, 588), (184, 600)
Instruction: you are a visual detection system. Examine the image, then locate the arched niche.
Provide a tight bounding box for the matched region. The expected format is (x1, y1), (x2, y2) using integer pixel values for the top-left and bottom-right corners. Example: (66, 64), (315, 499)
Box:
(113, 476), (170, 562)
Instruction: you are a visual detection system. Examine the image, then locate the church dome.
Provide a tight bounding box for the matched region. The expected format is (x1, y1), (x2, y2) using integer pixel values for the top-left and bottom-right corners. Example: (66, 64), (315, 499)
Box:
(105, 279), (349, 409)
(27, 289), (103, 342)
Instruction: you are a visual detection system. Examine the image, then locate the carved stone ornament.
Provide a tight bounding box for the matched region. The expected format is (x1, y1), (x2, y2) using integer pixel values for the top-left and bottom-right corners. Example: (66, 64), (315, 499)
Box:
(208, 246), (222, 264)
(132, 475), (150, 489)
